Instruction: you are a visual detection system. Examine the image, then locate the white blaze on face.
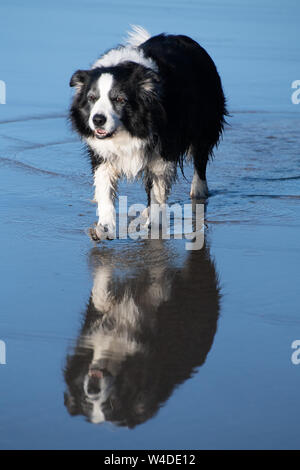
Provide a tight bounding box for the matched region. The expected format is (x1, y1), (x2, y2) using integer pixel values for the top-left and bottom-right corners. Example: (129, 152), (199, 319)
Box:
(89, 73), (121, 134)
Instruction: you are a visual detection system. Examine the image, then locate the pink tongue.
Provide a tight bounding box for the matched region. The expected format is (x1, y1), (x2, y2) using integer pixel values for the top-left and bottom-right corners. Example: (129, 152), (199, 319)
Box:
(96, 129), (106, 135)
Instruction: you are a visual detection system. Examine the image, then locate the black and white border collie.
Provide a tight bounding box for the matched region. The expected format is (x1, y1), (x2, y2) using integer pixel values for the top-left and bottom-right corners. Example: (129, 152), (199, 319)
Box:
(69, 26), (227, 240)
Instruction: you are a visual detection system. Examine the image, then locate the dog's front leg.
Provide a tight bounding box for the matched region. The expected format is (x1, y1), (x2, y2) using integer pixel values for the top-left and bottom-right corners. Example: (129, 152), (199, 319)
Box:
(144, 160), (176, 229)
(89, 162), (118, 241)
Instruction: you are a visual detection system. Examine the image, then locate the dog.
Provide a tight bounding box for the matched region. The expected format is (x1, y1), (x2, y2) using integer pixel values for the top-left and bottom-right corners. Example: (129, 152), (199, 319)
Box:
(64, 240), (220, 427)
(69, 26), (227, 240)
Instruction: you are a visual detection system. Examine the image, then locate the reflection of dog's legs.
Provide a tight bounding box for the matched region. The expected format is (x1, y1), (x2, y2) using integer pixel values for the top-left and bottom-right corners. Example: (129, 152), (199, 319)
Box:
(92, 265), (113, 312)
(89, 162), (118, 241)
(145, 241), (173, 306)
(147, 266), (172, 307)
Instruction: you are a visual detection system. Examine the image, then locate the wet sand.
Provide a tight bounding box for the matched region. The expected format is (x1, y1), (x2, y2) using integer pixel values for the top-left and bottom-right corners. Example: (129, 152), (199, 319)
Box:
(0, 0), (300, 450)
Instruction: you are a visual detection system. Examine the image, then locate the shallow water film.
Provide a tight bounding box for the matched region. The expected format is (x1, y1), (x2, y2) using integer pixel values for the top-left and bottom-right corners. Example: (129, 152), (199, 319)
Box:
(0, 0), (300, 450)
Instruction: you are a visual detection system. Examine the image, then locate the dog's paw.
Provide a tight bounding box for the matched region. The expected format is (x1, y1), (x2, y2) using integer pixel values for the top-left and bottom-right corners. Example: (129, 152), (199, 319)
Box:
(142, 207), (149, 218)
(88, 224), (115, 241)
(141, 207), (152, 231)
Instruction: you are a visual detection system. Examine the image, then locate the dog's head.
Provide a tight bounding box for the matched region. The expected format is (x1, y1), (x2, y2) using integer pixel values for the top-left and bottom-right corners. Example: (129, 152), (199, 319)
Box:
(64, 348), (154, 427)
(64, 350), (118, 424)
(69, 61), (164, 140)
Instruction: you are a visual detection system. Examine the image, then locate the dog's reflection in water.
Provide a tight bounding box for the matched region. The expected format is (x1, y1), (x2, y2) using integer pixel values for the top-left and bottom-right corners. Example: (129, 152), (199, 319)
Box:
(64, 240), (220, 428)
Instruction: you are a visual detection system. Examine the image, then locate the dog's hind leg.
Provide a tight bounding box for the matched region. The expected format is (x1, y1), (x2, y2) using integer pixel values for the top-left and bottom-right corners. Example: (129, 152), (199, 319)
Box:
(190, 144), (210, 199)
(190, 170), (209, 199)
(144, 170), (153, 214)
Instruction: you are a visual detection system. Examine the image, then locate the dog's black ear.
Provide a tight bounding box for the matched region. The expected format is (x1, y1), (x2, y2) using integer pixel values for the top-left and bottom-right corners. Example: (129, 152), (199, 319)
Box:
(69, 69), (89, 88)
(130, 65), (161, 101)
(140, 69), (161, 95)
(121, 61), (161, 97)
(64, 392), (80, 416)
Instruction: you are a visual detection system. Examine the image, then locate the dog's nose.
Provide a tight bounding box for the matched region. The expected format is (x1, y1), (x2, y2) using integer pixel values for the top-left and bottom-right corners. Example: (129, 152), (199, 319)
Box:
(93, 114), (106, 127)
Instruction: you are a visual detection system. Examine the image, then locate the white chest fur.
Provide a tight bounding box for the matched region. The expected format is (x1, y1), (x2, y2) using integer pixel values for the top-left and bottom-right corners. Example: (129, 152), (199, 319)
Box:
(86, 131), (148, 179)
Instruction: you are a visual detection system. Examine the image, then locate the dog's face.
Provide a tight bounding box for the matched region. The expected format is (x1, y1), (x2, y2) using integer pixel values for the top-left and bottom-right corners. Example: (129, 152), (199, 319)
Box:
(69, 62), (162, 140)
(70, 69), (126, 139)
(64, 349), (118, 424)
(64, 348), (154, 426)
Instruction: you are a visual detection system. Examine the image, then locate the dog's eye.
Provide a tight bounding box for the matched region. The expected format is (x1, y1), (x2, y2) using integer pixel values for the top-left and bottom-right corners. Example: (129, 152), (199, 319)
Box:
(88, 95), (97, 102)
(115, 96), (126, 104)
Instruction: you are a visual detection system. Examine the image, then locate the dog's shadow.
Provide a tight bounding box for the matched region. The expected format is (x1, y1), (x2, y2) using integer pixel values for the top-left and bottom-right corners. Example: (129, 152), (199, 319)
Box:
(64, 239), (221, 428)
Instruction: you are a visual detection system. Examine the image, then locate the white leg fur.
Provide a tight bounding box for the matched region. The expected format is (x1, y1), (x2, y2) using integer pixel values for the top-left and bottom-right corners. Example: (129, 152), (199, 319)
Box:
(145, 159), (176, 228)
(149, 159), (176, 205)
(93, 162), (118, 239)
(190, 171), (209, 198)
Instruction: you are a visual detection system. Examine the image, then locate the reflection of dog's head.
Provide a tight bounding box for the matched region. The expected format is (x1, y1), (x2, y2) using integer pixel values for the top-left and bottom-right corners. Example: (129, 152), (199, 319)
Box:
(64, 242), (220, 428)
